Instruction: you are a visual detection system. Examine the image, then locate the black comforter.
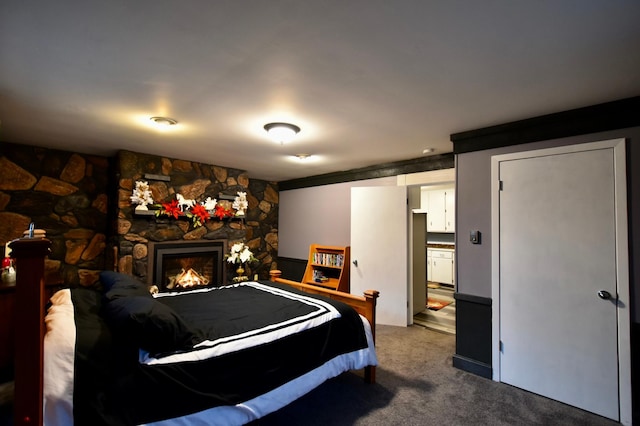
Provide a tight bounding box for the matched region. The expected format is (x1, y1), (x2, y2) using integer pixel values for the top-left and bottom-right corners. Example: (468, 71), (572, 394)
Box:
(71, 278), (368, 425)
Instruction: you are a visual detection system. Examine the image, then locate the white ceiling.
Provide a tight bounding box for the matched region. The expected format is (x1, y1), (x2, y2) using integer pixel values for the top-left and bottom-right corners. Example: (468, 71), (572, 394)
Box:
(1, 1), (639, 182)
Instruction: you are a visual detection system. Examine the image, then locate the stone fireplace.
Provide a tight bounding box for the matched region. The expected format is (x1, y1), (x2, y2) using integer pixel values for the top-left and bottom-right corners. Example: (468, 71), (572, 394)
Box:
(114, 150), (279, 285)
(147, 240), (227, 291)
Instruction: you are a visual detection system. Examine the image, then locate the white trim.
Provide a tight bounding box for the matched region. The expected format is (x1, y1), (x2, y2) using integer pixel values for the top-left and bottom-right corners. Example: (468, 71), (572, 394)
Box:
(613, 140), (631, 426)
(490, 154), (501, 381)
(490, 138), (630, 425)
(397, 167), (455, 186)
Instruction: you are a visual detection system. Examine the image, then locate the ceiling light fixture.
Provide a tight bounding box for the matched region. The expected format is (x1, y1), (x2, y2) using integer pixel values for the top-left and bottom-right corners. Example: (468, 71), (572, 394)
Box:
(294, 154), (311, 160)
(264, 122), (301, 144)
(150, 116), (178, 127)
(422, 148), (435, 154)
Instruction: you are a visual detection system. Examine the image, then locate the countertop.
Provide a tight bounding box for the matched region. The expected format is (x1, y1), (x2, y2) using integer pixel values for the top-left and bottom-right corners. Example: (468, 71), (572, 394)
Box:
(426, 243), (455, 249)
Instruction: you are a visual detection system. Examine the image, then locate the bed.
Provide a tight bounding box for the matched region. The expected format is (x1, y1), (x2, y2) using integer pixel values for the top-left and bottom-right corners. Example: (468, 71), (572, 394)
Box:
(10, 238), (379, 426)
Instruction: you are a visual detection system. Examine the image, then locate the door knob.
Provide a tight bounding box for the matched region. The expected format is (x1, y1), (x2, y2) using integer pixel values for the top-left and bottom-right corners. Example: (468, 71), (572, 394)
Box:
(352, 260), (358, 267)
(597, 290), (612, 300)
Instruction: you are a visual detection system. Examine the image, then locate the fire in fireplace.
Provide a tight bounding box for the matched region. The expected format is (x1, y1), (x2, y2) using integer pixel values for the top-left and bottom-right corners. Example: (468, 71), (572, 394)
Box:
(147, 240), (227, 291)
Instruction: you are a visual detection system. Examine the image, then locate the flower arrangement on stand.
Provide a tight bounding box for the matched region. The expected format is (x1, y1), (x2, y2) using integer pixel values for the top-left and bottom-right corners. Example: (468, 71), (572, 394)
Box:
(130, 181), (154, 211)
(226, 242), (257, 283)
(232, 192), (248, 216)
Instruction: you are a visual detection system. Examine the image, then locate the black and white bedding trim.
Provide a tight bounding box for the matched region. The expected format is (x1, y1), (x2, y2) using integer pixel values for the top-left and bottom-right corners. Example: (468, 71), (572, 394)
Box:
(143, 282), (341, 365)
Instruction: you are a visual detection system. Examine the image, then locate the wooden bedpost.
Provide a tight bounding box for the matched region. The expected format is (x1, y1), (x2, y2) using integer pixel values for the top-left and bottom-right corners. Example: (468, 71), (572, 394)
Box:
(269, 269), (282, 281)
(10, 238), (51, 426)
(362, 289), (378, 384)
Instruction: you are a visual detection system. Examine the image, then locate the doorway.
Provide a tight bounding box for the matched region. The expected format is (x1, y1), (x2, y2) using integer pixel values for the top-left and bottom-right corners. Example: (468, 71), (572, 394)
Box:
(411, 182), (456, 334)
(350, 168), (456, 327)
(491, 139), (631, 423)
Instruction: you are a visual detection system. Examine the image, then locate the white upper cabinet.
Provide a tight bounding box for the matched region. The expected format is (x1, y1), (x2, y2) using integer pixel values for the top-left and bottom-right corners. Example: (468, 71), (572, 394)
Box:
(421, 186), (455, 232)
(444, 188), (455, 232)
(428, 189), (446, 231)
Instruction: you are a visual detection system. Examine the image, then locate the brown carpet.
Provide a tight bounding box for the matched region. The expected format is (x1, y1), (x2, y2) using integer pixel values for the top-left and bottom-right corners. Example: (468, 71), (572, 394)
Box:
(254, 325), (618, 425)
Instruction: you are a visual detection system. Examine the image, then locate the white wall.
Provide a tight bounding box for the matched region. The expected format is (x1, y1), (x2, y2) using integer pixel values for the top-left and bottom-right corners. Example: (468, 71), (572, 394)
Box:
(279, 168), (456, 259)
(278, 177), (396, 258)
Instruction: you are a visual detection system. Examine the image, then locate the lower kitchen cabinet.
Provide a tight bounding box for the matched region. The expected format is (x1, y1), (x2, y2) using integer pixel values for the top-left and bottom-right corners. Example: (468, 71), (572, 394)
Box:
(428, 248), (454, 286)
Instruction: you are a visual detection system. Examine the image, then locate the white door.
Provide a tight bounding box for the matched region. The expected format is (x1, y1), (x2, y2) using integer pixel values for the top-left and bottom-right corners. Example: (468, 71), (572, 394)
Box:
(351, 186), (408, 326)
(492, 139), (630, 423)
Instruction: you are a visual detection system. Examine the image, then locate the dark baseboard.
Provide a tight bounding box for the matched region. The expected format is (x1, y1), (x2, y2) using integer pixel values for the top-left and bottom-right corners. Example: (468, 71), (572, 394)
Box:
(276, 257), (307, 282)
(454, 292), (492, 376)
(454, 292), (491, 305)
(452, 354), (492, 379)
(632, 322), (640, 424)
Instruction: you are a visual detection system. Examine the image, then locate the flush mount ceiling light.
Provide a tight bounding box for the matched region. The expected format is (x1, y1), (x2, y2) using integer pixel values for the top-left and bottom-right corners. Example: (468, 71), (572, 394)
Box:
(422, 148), (435, 154)
(264, 122), (301, 144)
(150, 116), (178, 127)
(294, 153), (311, 160)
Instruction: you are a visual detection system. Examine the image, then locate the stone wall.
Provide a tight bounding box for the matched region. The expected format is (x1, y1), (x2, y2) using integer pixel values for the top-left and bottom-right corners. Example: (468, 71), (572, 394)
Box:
(0, 142), (111, 286)
(115, 150), (279, 283)
(0, 143), (280, 287)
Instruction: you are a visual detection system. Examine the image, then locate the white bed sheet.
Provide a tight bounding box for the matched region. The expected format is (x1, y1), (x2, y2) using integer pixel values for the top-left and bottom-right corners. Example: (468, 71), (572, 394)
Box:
(43, 289), (76, 426)
(43, 288), (377, 426)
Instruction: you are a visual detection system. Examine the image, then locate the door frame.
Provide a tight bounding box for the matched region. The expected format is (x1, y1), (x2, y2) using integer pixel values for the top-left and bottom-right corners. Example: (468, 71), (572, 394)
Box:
(398, 168), (455, 325)
(490, 138), (631, 424)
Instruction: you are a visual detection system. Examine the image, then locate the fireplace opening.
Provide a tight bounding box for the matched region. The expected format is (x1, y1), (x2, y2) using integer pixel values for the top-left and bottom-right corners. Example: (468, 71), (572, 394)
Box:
(148, 240), (227, 291)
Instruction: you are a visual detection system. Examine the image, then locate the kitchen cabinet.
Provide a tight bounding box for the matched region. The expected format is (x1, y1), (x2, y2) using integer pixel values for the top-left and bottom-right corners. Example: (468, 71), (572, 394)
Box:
(427, 189), (446, 230)
(421, 187), (455, 232)
(428, 248), (454, 286)
(444, 189), (455, 232)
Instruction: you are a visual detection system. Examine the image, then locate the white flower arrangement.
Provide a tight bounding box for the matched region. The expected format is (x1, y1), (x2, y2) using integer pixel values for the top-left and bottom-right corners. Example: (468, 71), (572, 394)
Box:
(232, 192), (248, 216)
(130, 180), (154, 209)
(226, 242), (256, 265)
(203, 197), (217, 211)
